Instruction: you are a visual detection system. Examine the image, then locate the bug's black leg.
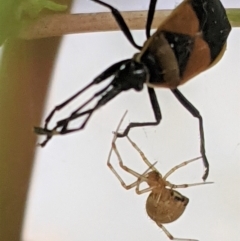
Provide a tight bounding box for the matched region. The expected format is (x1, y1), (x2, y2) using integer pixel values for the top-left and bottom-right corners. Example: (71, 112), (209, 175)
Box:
(58, 82), (114, 132)
(117, 87), (161, 137)
(146, 0), (157, 39)
(57, 109), (94, 132)
(35, 60), (129, 147)
(53, 86), (123, 135)
(92, 0), (142, 50)
(37, 84), (122, 147)
(43, 81), (94, 129)
(93, 59), (130, 84)
(171, 88), (209, 181)
(35, 86), (112, 147)
(34, 59), (128, 133)
(36, 108), (95, 147)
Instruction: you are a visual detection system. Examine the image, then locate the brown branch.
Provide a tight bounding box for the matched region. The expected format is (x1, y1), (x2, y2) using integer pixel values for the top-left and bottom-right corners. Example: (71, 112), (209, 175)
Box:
(19, 10), (169, 40)
(19, 9), (240, 40)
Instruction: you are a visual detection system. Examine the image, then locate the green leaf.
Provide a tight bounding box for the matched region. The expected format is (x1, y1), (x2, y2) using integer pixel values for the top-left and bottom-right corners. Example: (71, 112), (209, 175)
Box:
(0, 0), (67, 46)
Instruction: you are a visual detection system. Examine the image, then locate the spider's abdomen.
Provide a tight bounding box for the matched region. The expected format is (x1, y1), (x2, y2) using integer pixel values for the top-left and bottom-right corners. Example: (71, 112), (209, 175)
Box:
(146, 190), (189, 224)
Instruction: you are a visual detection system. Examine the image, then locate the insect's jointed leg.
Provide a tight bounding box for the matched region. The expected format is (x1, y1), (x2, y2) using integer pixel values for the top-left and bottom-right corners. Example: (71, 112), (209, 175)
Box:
(34, 60), (129, 146)
(117, 87), (162, 137)
(171, 88), (209, 181)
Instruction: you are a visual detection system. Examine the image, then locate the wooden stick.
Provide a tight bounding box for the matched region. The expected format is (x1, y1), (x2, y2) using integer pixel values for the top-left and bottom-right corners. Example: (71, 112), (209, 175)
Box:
(19, 9), (240, 40)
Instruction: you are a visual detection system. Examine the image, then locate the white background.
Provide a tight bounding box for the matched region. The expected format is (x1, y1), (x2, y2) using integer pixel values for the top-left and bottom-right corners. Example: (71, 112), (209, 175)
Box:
(23, 1), (240, 241)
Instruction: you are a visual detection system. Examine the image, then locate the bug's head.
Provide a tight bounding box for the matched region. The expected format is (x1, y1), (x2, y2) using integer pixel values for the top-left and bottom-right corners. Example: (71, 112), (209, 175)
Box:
(113, 61), (149, 91)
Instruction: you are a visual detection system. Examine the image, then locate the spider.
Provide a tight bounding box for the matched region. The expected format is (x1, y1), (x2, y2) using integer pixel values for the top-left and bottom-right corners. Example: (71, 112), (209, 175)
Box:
(107, 111), (213, 240)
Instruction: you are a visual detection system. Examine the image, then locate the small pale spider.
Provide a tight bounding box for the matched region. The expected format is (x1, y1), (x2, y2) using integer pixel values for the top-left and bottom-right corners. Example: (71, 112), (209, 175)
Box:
(107, 111), (213, 241)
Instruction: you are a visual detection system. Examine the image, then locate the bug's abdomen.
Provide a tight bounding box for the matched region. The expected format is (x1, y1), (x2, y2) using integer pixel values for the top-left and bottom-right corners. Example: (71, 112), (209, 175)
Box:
(141, 0), (231, 89)
(191, 0), (231, 62)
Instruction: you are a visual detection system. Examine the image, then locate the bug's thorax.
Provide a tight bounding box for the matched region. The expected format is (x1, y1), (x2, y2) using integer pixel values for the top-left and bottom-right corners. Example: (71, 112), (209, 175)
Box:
(112, 60), (149, 92)
(137, 30), (211, 90)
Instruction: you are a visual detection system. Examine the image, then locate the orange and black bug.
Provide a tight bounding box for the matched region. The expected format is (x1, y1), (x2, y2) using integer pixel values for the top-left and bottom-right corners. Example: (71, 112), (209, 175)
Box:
(35, 0), (231, 180)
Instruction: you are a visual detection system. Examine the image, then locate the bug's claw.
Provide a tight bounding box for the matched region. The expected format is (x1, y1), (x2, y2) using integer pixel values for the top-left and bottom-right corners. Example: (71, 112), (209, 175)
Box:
(34, 127), (60, 147)
(115, 128), (129, 138)
(36, 134), (53, 147)
(34, 127), (59, 136)
(201, 155), (209, 181)
(202, 167), (209, 182)
(34, 126), (51, 135)
(113, 131), (128, 138)
(116, 132), (124, 138)
(36, 141), (46, 148)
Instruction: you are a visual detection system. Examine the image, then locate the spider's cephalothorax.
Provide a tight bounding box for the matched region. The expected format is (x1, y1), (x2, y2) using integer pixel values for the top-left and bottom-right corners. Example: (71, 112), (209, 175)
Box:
(35, 0), (231, 180)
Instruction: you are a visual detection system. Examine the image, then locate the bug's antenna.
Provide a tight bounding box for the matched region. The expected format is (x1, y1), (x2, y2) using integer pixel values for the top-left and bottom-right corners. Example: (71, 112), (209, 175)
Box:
(146, 0), (157, 38)
(92, 0), (142, 50)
